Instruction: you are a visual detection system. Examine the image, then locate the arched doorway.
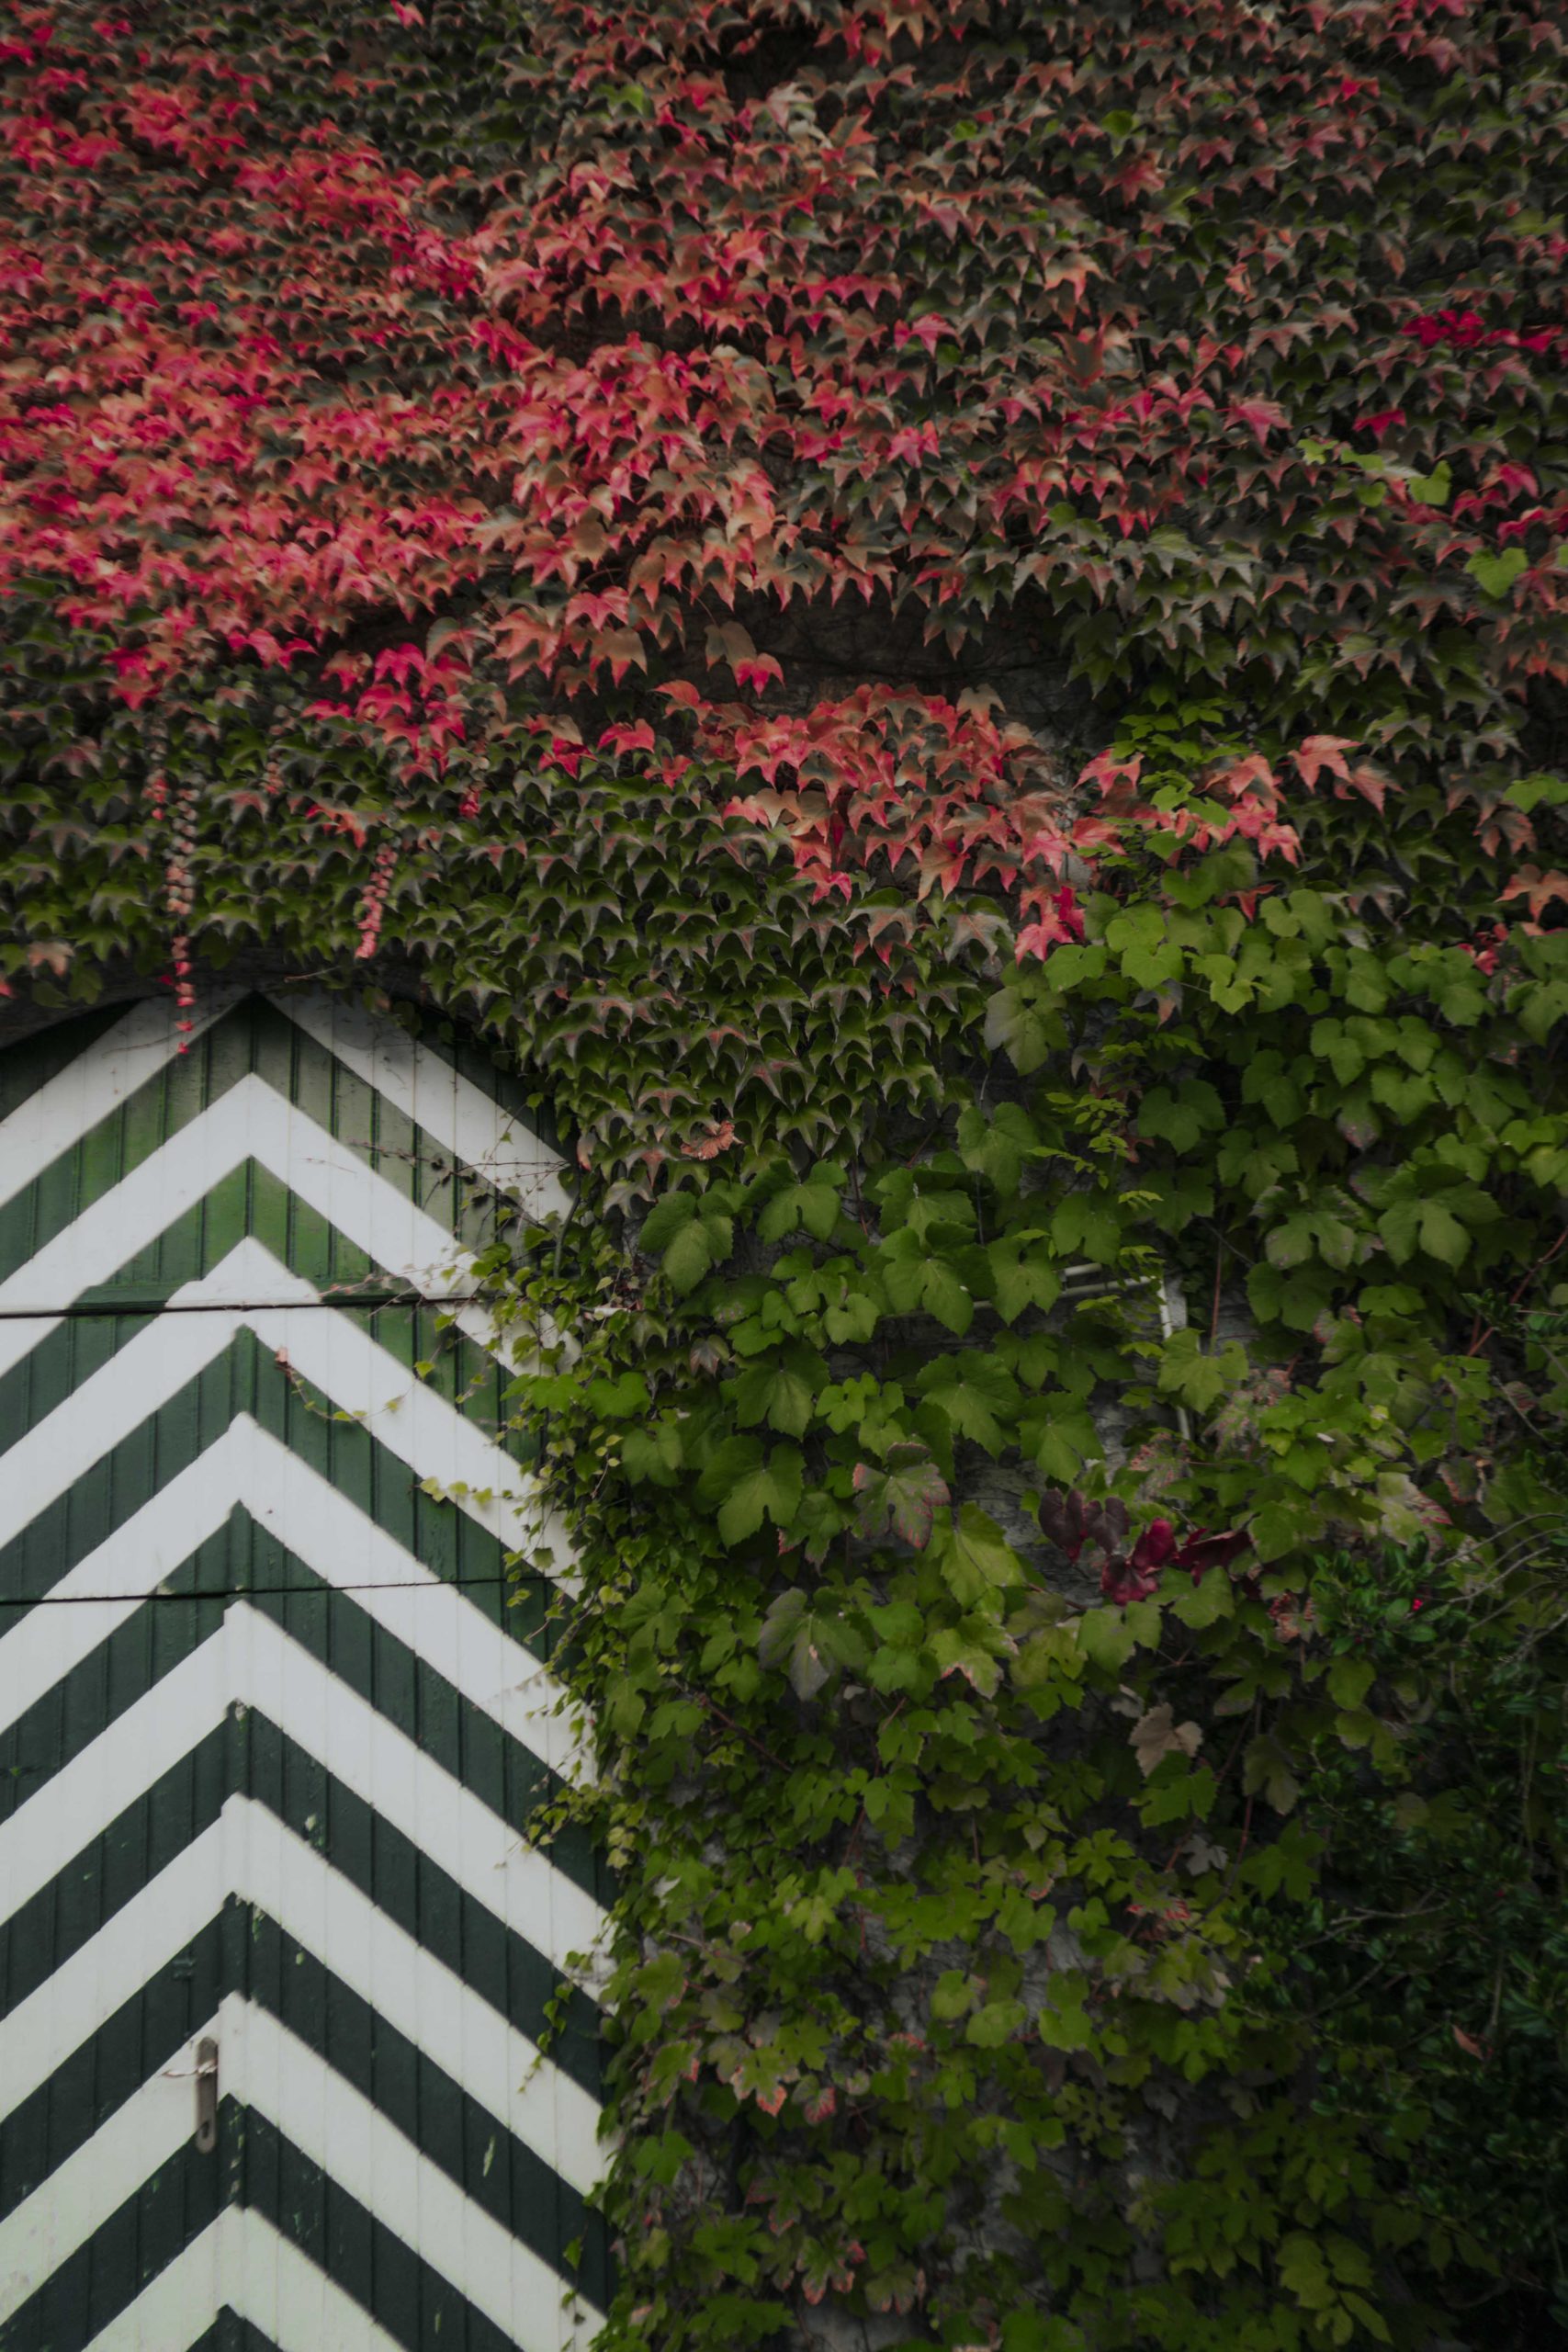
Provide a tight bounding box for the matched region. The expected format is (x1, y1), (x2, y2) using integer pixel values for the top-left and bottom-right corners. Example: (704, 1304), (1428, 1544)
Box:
(0, 989), (604, 2350)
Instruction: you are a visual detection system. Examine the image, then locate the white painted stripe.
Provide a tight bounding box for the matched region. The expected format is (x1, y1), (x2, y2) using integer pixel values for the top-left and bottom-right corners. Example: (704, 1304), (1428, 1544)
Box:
(229, 2208), (427, 2351)
(0, 1419), (583, 1780)
(0, 1609), (604, 1970)
(227, 1996), (599, 2340)
(0, 1826), (230, 2126)
(278, 989), (570, 1220)
(0, 992), (570, 1368)
(0, 1431), (247, 1727)
(0, 991), (240, 1215)
(0, 1239), (570, 1571)
(218, 2205), (437, 2352)
(2, 2001), (595, 2345)
(223, 1804), (606, 2194)
(0, 2008), (204, 2323)
(0, 1069), (486, 1329)
(0, 1806), (604, 2192)
(78, 2210), (404, 2352)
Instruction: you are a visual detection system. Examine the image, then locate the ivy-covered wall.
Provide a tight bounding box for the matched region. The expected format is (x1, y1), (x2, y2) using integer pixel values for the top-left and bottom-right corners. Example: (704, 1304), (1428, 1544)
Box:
(4, 2), (1568, 2347)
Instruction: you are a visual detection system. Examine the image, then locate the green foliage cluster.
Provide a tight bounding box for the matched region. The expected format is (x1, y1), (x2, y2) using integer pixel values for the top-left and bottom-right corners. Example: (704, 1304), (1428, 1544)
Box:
(1266, 1534), (1568, 2346)
(497, 786), (1568, 2351)
(158, 0), (548, 201)
(4, 0), (1568, 2347)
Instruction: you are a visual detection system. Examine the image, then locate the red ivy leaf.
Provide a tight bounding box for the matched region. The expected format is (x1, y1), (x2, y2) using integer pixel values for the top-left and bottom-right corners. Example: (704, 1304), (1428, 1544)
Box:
(679, 1120), (738, 1159)
(1226, 397), (1291, 448)
(1292, 735), (1359, 790)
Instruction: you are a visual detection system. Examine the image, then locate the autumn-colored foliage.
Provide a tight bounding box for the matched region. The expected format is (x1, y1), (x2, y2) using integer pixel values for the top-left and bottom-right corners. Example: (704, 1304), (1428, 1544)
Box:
(6, 0), (1567, 1048)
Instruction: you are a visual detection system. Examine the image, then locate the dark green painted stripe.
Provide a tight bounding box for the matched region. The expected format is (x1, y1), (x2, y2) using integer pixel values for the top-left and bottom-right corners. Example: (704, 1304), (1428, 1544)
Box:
(0, 2119), (225, 2352)
(0, 1326), (553, 1657)
(0, 1001), (127, 1126)
(0, 1297), (160, 1464)
(187, 2312), (284, 2352)
(0, 1900), (607, 2303)
(64, 1155), (513, 1386)
(0, 1713), (603, 2087)
(246, 1911), (606, 2303)
(0, 993), (530, 1292)
(1, 1719), (231, 2018)
(0, 1511), (569, 1858)
(0, 1157), (529, 1464)
(241, 2101), (604, 2343)
(0, 2100), (586, 2352)
(0, 1906), (236, 2224)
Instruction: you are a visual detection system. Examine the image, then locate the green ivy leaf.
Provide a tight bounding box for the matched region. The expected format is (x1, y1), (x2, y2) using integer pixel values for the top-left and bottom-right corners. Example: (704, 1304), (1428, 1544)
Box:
(866, 1599), (931, 1695)
(1327, 1655), (1376, 1710)
(1137, 1080), (1224, 1153)
(879, 1227), (977, 1333)
(915, 1354), (1021, 1453)
(956, 1101), (1037, 1195)
(1051, 1194), (1121, 1263)
(1157, 1330), (1250, 1413)
(732, 1345), (822, 1436)
(1247, 1502), (1305, 1563)
(1406, 459), (1451, 506)
(929, 1622), (1005, 1695)
(922, 1258), (977, 1334)
(1310, 1019), (1365, 1085)
(989, 1232), (1062, 1323)
(931, 1969), (978, 2020)
(586, 1370), (651, 1418)
(1168, 1571), (1235, 1628)
(758, 1164), (844, 1242)
(758, 1586), (866, 1699)
(1247, 1259), (1339, 1331)
(852, 1443), (950, 1548)
(1244, 1732), (1302, 1814)
(1025, 1404), (1102, 1483)
(1465, 545), (1528, 600)
(1265, 1213), (1316, 1270)
(700, 1438), (804, 1544)
(965, 1996), (1029, 2047)
(984, 982), (1062, 1074)
(1378, 1196), (1470, 1267)
(1369, 1066), (1436, 1120)
(638, 1191), (697, 1252)
(660, 1207), (734, 1293)
(1075, 1607), (1138, 1672)
(1036, 1988), (1093, 2051)
(931, 1502), (1026, 1602)
(823, 1289), (879, 1344)
(1241, 1051), (1304, 1128)
(620, 1419), (685, 1486)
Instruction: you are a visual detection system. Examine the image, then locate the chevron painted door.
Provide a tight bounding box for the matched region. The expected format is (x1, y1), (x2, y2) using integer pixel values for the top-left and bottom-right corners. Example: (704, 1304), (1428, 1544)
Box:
(0, 990), (605, 2352)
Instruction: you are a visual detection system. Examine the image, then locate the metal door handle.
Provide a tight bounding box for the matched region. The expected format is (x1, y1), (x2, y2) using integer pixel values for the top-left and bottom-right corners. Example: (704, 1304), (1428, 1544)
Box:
(194, 2038), (218, 2153)
(162, 2038), (220, 2149)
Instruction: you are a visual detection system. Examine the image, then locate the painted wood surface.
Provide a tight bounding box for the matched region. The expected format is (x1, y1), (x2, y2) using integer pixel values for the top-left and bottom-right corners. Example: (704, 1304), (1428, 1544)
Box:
(0, 991), (604, 2351)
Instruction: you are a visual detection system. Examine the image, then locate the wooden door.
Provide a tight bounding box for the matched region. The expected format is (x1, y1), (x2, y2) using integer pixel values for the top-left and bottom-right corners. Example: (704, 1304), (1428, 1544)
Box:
(0, 990), (604, 2351)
